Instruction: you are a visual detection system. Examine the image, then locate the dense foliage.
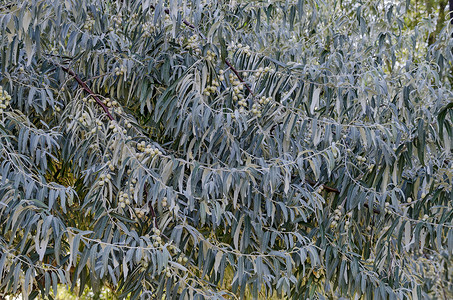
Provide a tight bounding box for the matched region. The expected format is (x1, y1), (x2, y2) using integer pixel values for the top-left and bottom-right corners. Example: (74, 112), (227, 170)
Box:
(1, 0), (453, 299)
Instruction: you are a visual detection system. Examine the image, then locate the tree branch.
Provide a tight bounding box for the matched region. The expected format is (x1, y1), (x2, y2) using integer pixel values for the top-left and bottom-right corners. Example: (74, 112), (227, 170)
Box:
(225, 59), (254, 96)
(305, 178), (340, 194)
(61, 67), (114, 121)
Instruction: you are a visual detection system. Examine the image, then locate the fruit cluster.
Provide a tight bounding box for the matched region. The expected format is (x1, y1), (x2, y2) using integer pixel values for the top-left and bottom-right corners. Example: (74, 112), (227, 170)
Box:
(251, 103), (262, 117)
(82, 96), (118, 109)
(344, 212), (352, 230)
(330, 205), (343, 229)
(161, 197), (168, 208)
(114, 66), (126, 76)
(88, 120), (102, 134)
(112, 13), (122, 27)
(98, 173), (112, 186)
(83, 16), (95, 31)
(250, 66), (274, 81)
(117, 191), (131, 208)
(356, 155), (366, 163)
(258, 95), (271, 105)
(0, 86), (11, 114)
(205, 49), (216, 62)
(185, 35), (201, 55)
(78, 112), (91, 126)
(109, 120), (127, 134)
(136, 141), (162, 159)
(315, 185), (324, 194)
(134, 206), (147, 219)
(203, 80), (220, 96)
(218, 69), (225, 81)
(142, 21), (156, 38)
(143, 229), (190, 273)
(330, 207), (354, 231)
(225, 73), (246, 111)
(124, 119), (132, 129)
(138, 229), (182, 282)
(228, 43), (252, 56)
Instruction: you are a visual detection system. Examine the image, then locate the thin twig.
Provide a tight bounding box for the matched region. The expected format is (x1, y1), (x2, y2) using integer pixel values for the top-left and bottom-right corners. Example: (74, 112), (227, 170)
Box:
(305, 178), (340, 194)
(61, 67), (114, 120)
(155, 5), (254, 96)
(144, 186), (158, 229)
(225, 59), (254, 96)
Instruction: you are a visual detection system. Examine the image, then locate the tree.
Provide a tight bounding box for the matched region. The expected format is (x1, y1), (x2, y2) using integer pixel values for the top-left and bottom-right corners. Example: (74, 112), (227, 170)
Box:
(0, 0), (452, 299)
